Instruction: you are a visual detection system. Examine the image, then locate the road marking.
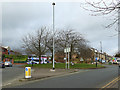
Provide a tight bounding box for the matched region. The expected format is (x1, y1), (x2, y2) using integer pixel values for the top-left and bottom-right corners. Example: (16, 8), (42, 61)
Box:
(3, 83), (11, 86)
(107, 76), (120, 88)
(2, 73), (24, 87)
(102, 77), (118, 88)
(102, 76), (120, 88)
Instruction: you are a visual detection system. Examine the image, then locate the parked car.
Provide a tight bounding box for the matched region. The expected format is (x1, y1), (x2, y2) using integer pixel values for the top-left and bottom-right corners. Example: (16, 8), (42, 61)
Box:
(116, 58), (120, 64)
(0, 61), (5, 68)
(116, 58), (120, 68)
(102, 60), (106, 63)
(118, 63), (120, 68)
(5, 61), (12, 67)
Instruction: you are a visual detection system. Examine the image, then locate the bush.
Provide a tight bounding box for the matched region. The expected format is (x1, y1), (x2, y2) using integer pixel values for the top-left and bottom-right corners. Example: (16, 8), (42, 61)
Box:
(109, 62), (112, 65)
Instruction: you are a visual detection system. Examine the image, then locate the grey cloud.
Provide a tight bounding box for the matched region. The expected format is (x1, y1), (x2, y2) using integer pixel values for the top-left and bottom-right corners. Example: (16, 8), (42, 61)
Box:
(2, 2), (118, 55)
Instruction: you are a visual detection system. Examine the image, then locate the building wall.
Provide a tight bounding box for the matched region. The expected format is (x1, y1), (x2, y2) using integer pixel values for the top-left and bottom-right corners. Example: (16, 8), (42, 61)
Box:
(2, 47), (8, 55)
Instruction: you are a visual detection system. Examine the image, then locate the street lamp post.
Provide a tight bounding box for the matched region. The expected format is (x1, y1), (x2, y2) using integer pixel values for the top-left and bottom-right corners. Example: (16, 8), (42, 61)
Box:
(52, 2), (55, 70)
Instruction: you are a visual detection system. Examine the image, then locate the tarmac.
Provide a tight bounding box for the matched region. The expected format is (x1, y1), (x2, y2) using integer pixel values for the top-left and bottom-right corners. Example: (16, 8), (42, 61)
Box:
(3, 68), (82, 88)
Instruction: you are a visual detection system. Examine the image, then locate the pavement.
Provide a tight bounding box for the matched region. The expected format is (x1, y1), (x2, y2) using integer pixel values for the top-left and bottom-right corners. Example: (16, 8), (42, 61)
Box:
(19, 68), (80, 81)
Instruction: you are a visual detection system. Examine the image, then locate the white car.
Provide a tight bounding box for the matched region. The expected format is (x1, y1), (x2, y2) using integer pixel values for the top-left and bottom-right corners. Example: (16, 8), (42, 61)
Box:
(5, 61), (12, 67)
(116, 58), (120, 67)
(117, 58), (120, 64)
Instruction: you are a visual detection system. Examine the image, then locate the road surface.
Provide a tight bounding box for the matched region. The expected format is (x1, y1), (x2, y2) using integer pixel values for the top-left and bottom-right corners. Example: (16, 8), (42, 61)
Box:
(6, 65), (119, 88)
(2, 65), (24, 86)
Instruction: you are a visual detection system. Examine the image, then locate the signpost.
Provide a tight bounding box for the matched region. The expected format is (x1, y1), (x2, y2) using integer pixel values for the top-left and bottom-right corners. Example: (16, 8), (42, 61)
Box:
(64, 47), (70, 69)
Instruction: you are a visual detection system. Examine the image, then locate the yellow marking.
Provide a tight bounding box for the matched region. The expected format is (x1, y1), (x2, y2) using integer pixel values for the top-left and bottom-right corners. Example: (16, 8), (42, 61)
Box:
(28, 68), (31, 76)
(102, 76), (120, 88)
(26, 71), (28, 76)
(107, 76), (120, 88)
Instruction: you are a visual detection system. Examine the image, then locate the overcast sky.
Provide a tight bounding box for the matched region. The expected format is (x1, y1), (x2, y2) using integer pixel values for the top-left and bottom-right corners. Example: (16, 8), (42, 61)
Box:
(1, 2), (118, 56)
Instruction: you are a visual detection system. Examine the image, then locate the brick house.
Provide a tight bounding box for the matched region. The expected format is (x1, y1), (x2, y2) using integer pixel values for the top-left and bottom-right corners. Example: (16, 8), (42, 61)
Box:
(1, 46), (8, 55)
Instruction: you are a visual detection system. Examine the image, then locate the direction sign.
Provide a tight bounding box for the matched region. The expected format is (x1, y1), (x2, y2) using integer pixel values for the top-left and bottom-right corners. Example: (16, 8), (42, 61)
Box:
(64, 49), (67, 53)
(96, 57), (97, 61)
(25, 68), (28, 71)
(64, 48), (70, 53)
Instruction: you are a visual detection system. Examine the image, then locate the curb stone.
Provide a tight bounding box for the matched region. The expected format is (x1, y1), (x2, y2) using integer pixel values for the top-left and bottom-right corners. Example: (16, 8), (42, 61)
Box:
(19, 70), (78, 82)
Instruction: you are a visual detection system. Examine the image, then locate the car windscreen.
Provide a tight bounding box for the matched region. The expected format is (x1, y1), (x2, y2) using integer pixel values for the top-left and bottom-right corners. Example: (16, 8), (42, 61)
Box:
(117, 60), (120, 62)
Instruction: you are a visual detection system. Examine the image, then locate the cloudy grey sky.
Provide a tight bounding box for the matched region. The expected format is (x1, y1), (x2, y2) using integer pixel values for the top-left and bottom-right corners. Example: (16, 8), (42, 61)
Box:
(1, 1), (118, 56)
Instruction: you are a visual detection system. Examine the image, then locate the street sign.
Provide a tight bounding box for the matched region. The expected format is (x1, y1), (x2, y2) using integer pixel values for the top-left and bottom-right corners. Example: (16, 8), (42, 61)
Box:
(96, 57), (97, 61)
(64, 48), (70, 53)
(64, 49), (67, 53)
(67, 48), (70, 52)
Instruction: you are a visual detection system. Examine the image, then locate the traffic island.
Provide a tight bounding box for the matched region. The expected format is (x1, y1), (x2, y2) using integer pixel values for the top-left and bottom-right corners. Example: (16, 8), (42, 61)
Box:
(19, 68), (80, 82)
(19, 76), (52, 82)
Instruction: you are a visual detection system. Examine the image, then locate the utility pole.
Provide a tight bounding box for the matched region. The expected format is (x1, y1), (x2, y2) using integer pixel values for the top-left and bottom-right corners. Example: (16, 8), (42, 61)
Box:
(52, 2), (55, 70)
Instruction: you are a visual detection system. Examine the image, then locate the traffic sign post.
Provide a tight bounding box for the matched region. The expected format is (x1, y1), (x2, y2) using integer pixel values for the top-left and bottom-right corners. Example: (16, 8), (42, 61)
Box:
(25, 67), (31, 78)
(64, 48), (67, 69)
(64, 47), (70, 69)
(68, 50), (70, 69)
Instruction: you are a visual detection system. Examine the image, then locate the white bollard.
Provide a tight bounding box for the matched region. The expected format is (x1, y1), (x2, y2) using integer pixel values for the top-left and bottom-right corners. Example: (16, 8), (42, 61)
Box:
(25, 67), (31, 78)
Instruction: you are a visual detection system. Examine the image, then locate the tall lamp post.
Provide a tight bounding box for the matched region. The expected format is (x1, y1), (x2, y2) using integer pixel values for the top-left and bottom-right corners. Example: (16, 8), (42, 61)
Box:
(52, 2), (55, 70)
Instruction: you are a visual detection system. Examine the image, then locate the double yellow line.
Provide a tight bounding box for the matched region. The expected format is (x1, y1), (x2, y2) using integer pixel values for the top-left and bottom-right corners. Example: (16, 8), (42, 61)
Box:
(101, 76), (120, 88)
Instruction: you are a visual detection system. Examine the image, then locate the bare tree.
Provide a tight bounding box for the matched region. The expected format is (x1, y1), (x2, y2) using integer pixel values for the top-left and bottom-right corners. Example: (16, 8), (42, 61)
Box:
(22, 27), (50, 64)
(22, 27), (92, 63)
(77, 44), (92, 63)
(81, 0), (120, 29)
(55, 29), (91, 61)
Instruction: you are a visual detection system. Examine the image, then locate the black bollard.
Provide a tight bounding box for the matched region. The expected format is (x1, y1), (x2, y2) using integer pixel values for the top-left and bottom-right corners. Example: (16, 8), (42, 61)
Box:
(96, 61), (97, 67)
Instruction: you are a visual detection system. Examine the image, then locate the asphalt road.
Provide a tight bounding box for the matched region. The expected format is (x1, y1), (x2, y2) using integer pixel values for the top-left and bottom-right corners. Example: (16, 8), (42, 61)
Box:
(10, 65), (119, 88)
(2, 65), (24, 86)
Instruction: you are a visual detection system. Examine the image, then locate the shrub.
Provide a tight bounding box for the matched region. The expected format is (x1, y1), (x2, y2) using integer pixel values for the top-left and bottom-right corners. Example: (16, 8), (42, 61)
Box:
(109, 62), (112, 65)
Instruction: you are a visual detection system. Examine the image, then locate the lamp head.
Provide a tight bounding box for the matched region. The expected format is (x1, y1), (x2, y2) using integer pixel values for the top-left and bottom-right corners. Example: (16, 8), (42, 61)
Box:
(52, 2), (55, 5)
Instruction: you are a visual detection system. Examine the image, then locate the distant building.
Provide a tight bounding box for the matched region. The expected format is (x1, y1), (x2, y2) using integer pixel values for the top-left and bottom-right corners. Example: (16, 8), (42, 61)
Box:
(1, 46), (9, 55)
(0, 46), (21, 55)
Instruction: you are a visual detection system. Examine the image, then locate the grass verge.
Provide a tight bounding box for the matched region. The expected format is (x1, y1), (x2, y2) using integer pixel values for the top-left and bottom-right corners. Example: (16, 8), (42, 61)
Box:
(24, 63), (105, 69)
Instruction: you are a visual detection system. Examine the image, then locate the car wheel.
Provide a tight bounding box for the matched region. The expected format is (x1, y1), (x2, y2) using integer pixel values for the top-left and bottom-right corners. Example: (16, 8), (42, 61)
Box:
(10, 65), (12, 67)
(2, 66), (5, 68)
